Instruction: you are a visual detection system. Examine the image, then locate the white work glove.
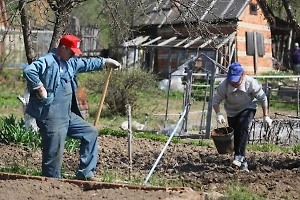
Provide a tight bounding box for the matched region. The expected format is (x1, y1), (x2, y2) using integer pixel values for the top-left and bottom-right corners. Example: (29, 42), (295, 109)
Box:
(104, 58), (121, 70)
(216, 112), (226, 124)
(263, 116), (272, 127)
(36, 87), (47, 99)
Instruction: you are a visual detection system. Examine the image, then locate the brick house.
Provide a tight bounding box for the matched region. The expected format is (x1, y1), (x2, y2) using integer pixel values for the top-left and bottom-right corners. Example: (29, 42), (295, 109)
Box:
(121, 0), (293, 77)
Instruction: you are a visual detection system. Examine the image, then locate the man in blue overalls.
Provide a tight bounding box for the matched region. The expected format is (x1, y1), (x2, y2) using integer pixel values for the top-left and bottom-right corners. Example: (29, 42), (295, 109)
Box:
(23, 34), (121, 180)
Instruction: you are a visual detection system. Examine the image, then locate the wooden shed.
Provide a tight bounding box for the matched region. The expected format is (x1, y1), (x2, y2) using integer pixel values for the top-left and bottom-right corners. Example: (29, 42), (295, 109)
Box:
(125, 0), (276, 77)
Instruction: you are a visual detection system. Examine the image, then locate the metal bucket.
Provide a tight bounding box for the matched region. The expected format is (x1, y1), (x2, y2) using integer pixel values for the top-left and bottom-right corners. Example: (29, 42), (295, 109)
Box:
(211, 127), (234, 154)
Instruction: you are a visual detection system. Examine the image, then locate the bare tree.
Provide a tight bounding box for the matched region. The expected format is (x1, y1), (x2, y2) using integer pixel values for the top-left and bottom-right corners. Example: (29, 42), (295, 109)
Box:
(1, 0), (89, 64)
(46, 0), (89, 50)
(100, 0), (142, 46)
(282, 0), (300, 36)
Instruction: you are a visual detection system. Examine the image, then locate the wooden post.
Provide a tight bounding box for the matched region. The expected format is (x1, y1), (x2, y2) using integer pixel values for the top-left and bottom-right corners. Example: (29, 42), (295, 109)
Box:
(253, 31), (258, 74)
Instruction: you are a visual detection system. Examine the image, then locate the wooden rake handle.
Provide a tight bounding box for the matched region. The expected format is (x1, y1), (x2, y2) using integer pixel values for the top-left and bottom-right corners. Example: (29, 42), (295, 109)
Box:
(93, 67), (113, 126)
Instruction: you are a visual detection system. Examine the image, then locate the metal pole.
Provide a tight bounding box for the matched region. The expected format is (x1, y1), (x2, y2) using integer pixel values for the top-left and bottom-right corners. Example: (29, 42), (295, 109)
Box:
(164, 48), (172, 128)
(297, 75), (299, 116)
(149, 49), (154, 72)
(182, 58), (194, 133)
(126, 104), (132, 180)
(199, 52), (224, 139)
(199, 74), (209, 133)
(126, 47), (129, 68)
(205, 66), (215, 139)
(143, 105), (188, 185)
(265, 78), (270, 110)
(133, 46), (136, 68)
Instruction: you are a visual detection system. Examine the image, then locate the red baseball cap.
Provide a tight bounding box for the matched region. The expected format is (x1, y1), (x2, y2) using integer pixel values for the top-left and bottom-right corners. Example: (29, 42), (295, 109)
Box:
(59, 34), (82, 55)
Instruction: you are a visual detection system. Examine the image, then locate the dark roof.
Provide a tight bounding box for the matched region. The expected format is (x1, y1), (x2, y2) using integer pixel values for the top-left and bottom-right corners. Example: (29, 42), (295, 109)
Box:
(134, 0), (249, 27)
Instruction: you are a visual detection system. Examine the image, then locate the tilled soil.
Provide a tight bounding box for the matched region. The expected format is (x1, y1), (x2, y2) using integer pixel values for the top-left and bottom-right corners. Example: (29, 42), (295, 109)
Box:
(0, 135), (300, 199)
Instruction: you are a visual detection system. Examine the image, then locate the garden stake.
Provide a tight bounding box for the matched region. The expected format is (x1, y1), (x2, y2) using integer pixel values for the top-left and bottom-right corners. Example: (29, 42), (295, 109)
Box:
(93, 67), (113, 126)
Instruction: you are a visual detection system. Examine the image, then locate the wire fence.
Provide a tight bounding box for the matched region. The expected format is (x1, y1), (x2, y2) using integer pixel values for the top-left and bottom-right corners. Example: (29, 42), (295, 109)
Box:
(250, 113), (300, 145)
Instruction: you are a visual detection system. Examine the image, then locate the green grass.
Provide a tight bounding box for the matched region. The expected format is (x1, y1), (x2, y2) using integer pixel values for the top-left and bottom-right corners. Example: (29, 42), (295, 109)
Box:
(0, 159), (41, 176)
(99, 127), (183, 143)
(247, 142), (282, 152)
(247, 142), (300, 154)
(225, 183), (265, 200)
(0, 92), (23, 108)
(269, 101), (297, 110)
(188, 139), (214, 146)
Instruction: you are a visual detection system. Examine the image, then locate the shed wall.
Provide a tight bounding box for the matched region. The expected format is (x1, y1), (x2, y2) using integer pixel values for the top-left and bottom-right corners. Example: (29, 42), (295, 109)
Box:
(236, 0), (272, 75)
(141, 0), (273, 76)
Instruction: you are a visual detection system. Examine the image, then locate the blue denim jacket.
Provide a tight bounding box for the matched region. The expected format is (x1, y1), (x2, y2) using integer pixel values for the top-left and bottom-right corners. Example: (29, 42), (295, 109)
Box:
(23, 48), (105, 121)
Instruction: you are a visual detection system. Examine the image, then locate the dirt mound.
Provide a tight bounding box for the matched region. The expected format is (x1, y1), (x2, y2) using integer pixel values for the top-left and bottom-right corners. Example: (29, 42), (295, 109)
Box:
(0, 135), (299, 199)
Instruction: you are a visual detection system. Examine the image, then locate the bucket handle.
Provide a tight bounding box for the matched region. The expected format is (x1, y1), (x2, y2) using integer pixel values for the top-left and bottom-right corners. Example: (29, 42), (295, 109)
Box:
(217, 122), (230, 134)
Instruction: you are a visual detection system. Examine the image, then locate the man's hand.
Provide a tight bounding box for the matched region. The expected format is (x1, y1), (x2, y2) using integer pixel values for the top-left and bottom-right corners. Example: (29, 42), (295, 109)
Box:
(104, 58), (121, 70)
(216, 112), (226, 124)
(37, 86), (47, 99)
(263, 116), (272, 127)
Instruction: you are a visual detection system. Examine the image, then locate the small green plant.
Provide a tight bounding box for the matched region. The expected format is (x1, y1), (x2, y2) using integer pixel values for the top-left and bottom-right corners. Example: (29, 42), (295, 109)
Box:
(189, 139), (213, 146)
(292, 143), (300, 153)
(147, 174), (169, 187)
(135, 132), (182, 143)
(0, 115), (41, 149)
(99, 128), (127, 137)
(65, 138), (80, 152)
(144, 174), (184, 187)
(0, 115), (80, 152)
(101, 170), (118, 183)
(98, 128), (183, 143)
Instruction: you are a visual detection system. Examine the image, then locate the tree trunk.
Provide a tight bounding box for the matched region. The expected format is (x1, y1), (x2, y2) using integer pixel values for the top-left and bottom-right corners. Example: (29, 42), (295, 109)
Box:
(18, 0), (36, 64)
(257, 0), (275, 24)
(282, 0), (300, 36)
(49, 12), (70, 51)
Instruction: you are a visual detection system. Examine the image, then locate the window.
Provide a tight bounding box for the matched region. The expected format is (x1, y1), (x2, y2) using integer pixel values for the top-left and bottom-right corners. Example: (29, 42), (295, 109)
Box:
(246, 31), (265, 56)
(250, 3), (258, 15)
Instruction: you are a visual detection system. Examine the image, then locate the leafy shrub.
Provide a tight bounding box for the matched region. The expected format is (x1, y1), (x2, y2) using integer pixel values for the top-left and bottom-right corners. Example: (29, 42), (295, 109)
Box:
(257, 70), (294, 87)
(84, 68), (158, 116)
